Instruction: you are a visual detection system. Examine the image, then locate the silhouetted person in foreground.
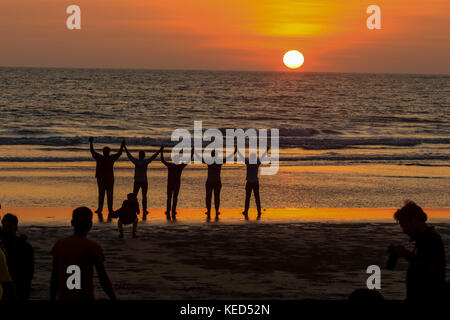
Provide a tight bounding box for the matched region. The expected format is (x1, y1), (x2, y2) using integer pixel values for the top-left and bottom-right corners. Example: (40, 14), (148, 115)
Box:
(124, 143), (162, 220)
(89, 137), (124, 220)
(115, 193), (140, 238)
(387, 200), (446, 301)
(0, 237), (16, 301)
(195, 148), (237, 221)
(50, 207), (116, 300)
(237, 148), (269, 220)
(1, 214), (34, 301)
(161, 146), (193, 220)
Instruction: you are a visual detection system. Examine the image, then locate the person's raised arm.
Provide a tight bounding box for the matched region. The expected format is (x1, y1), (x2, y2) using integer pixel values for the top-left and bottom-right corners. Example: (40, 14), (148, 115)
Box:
(160, 146), (169, 166)
(236, 147), (249, 165)
(147, 146), (163, 164)
(111, 140), (125, 162)
(193, 148), (204, 164)
(224, 146), (238, 163)
(258, 146), (270, 166)
(95, 260), (116, 300)
(89, 137), (100, 160)
(124, 144), (137, 165)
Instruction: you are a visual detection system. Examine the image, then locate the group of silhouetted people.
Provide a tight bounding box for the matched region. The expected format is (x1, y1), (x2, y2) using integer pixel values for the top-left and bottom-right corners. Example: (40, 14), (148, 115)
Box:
(0, 201), (447, 301)
(0, 207), (116, 301)
(89, 138), (267, 237)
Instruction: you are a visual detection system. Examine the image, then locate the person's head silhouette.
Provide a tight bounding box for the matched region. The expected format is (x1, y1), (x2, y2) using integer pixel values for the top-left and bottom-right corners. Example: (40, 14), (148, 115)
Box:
(102, 147), (111, 156)
(1, 213), (18, 236)
(139, 151), (146, 159)
(394, 200), (427, 239)
(71, 207), (93, 235)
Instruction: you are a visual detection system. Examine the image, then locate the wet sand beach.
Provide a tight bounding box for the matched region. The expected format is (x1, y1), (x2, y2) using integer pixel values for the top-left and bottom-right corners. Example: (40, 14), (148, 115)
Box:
(5, 207), (449, 300)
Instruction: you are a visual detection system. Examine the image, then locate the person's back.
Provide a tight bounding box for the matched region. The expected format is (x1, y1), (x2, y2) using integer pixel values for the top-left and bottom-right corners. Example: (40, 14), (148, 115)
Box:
(207, 163), (222, 182)
(167, 163), (187, 185)
(119, 198), (139, 225)
(50, 207), (115, 301)
(246, 163), (260, 182)
(2, 236), (34, 300)
(1, 213), (34, 301)
(95, 155), (116, 180)
(389, 201), (447, 301)
(133, 158), (150, 182)
(51, 235), (103, 300)
(407, 226), (446, 300)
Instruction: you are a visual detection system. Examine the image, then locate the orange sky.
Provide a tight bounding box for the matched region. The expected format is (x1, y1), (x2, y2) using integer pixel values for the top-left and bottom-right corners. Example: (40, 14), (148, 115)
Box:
(0, 0), (449, 73)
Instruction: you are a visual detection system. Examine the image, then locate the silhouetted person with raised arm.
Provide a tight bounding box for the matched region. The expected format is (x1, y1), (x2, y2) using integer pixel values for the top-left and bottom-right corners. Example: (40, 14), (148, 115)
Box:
(89, 137), (124, 221)
(161, 146), (193, 221)
(196, 147), (237, 221)
(1, 214), (34, 301)
(124, 143), (162, 220)
(237, 147), (269, 220)
(50, 207), (116, 301)
(387, 201), (446, 301)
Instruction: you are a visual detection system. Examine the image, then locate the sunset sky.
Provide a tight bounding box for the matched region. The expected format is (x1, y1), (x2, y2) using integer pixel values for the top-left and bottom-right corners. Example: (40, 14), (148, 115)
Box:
(0, 0), (449, 73)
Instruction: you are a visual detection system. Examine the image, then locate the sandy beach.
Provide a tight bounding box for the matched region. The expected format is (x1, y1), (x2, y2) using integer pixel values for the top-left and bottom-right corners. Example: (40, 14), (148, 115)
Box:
(5, 207), (449, 300)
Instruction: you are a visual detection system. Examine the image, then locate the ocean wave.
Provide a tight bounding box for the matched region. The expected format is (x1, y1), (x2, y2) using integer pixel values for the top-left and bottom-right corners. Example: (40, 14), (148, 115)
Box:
(0, 135), (449, 150)
(0, 154), (448, 163)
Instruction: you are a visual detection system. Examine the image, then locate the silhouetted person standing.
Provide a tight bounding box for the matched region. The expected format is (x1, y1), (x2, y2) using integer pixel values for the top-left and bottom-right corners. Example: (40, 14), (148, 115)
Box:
(161, 146), (193, 220)
(237, 148), (268, 220)
(198, 148), (237, 221)
(387, 201), (446, 301)
(1, 214), (34, 301)
(89, 137), (124, 220)
(50, 207), (116, 301)
(124, 143), (162, 220)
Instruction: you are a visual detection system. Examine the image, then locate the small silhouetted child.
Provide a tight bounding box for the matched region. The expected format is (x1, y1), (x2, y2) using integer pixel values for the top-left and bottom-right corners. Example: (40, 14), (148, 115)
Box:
(116, 193), (140, 238)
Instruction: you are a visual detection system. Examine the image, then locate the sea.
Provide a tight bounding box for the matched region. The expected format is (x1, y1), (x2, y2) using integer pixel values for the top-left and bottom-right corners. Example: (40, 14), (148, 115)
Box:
(0, 67), (449, 209)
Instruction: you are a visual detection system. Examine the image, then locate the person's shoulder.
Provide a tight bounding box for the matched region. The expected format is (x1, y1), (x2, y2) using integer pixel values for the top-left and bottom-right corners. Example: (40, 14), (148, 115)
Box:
(423, 226), (444, 247)
(429, 227), (443, 241)
(50, 236), (70, 255)
(84, 238), (104, 260)
(84, 237), (103, 251)
(17, 236), (33, 250)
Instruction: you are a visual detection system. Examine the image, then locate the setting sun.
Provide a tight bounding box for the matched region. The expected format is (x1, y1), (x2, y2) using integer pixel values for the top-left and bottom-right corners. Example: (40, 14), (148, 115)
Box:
(283, 50), (304, 69)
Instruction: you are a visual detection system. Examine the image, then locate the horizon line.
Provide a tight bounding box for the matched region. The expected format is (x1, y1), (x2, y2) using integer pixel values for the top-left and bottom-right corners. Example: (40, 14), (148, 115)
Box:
(1, 65), (449, 76)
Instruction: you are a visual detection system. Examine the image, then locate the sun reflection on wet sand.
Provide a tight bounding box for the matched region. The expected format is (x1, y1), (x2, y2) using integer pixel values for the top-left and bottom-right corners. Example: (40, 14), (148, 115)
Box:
(3, 207), (449, 226)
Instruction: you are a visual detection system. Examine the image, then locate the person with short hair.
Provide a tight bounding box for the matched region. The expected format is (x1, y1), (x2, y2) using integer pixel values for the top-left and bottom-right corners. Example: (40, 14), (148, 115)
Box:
(195, 147), (237, 221)
(388, 200), (446, 300)
(124, 143), (162, 220)
(50, 207), (116, 300)
(1, 213), (34, 301)
(160, 146), (194, 220)
(89, 137), (125, 220)
(237, 148), (269, 220)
